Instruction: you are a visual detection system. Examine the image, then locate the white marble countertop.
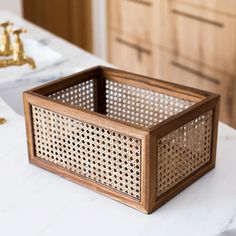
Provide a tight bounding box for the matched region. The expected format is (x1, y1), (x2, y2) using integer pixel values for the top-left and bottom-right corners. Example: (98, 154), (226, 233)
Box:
(1, 98), (236, 236)
(1, 11), (236, 236)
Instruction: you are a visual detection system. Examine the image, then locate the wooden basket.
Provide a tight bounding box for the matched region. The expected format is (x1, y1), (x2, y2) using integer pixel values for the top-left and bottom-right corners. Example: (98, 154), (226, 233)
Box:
(23, 66), (220, 214)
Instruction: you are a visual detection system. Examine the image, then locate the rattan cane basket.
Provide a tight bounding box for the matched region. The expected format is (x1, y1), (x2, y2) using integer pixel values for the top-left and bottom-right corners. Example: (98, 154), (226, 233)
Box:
(23, 66), (220, 214)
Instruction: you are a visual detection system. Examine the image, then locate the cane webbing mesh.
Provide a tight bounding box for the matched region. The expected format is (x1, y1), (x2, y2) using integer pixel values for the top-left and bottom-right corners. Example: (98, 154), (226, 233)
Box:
(47, 78), (195, 128)
(48, 79), (94, 111)
(157, 110), (213, 197)
(32, 105), (142, 200)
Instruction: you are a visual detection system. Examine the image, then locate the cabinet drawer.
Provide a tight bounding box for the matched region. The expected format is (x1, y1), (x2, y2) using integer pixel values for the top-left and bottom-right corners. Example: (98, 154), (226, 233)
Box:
(176, 0), (236, 16)
(108, 0), (156, 43)
(156, 1), (236, 75)
(154, 48), (234, 126)
(108, 31), (154, 76)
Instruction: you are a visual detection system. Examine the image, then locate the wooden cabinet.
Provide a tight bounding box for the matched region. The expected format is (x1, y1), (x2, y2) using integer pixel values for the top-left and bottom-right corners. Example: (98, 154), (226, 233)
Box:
(23, 0), (93, 52)
(157, 1), (236, 75)
(107, 0), (236, 128)
(109, 0), (156, 44)
(108, 32), (154, 76)
(175, 0), (236, 16)
(154, 48), (234, 125)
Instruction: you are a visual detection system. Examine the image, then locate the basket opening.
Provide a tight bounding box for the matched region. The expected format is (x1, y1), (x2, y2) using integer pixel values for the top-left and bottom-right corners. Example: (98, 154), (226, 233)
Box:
(46, 74), (198, 128)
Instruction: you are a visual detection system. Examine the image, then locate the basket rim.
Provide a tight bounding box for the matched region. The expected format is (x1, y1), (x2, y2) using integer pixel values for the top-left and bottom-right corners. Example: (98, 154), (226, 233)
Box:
(23, 66), (220, 132)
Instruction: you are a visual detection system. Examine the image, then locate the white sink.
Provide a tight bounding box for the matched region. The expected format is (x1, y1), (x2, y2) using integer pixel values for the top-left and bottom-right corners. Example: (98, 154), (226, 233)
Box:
(0, 38), (62, 85)
(0, 38), (74, 115)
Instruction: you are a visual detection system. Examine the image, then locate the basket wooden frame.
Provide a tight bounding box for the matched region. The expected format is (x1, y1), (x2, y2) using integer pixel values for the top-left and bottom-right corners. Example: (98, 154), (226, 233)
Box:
(23, 66), (220, 214)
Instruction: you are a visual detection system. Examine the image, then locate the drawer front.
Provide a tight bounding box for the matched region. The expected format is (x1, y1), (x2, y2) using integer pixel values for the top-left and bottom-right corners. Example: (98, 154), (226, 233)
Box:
(154, 48), (233, 126)
(108, 0), (155, 43)
(175, 0), (236, 16)
(156, 1), (236, 75)
(108, 31), (154, 76)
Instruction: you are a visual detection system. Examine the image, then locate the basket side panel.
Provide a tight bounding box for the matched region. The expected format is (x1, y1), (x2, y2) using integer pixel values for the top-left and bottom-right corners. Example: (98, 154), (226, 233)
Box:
(48, 78), (95, 111)
(31, 105), (142, 201)
(156, 110), (213, 197)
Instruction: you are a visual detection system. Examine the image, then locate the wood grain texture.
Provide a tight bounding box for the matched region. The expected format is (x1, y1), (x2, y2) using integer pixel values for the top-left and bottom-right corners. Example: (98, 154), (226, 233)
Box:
(22, 0), (93, 52)
(23, 66), (220, 214)
(108, 0), (156, 44)
(155, 0), (236, 75)
(233, 79), (236, 128)
(23, 93), (35, 162)
(108, 31), (154, 76)
(175, 0), (236, 16)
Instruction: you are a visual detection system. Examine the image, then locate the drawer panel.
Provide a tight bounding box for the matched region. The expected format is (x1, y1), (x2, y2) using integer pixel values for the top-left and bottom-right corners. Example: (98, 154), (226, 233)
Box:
(108, 31), (154, 76)
(108, 0), (156, 43)
(154, 48), (234, 126)
(156, 1), (236, 75)
(175, 0), (236, 16)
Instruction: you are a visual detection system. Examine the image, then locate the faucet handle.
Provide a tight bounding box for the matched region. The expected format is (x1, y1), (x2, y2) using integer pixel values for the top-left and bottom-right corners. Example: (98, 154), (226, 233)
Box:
(12, 28), (27, 37)
(0, 21), (13, 29)
(10, 28), (27, 55)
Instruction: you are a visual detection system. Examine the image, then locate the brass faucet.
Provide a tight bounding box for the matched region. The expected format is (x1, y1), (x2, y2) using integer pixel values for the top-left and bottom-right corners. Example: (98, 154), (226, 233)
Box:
(0, 28), (36, 69)
(0, 117), (7, 125)
(0, 21), (13, 56)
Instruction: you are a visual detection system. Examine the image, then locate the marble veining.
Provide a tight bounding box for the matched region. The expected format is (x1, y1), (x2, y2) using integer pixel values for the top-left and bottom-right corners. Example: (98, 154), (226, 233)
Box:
(218, 210), (236, 236)
(217, 229), (236, 236)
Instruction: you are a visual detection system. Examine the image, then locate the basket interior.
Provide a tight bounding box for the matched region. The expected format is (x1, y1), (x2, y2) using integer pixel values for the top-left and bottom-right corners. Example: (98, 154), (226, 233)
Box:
(46, 71), (199, 128)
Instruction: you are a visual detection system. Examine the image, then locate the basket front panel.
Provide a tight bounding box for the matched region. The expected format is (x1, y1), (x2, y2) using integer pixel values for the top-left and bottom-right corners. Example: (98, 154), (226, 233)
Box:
(157, 110), (213, 197)
(31, 105), (142, 200)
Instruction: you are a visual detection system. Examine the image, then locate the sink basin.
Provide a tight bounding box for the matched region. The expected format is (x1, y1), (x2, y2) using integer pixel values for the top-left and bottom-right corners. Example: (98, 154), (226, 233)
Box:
(0, 38), (62, 85)
(0, 38), (74, 115)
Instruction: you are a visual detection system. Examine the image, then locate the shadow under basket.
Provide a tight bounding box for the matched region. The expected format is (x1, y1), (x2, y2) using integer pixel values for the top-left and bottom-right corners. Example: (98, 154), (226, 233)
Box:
(23, 66), (220, 214)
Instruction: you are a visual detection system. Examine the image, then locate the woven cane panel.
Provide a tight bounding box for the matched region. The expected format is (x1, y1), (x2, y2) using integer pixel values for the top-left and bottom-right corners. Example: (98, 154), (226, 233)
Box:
(32, 105), (141, 200)
(48, 79), (94, 111)
(105, 80), (195, 128)
(157, 110), (213, 197)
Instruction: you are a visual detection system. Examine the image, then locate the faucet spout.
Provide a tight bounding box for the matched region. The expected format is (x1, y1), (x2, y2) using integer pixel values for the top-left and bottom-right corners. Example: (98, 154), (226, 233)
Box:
(0, 56), (36, 69)
(0, 28), (36, 70)
(24, 56), (36, 69)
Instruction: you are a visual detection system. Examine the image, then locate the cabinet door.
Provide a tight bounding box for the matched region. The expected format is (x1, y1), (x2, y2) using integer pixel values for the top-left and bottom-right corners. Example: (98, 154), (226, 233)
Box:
(23, 0), (93, 52)
(155, 0), (236, 75)
(154, 48), (234, 126)
(108, 0), (157, 44)
(108, 31), (154, 76)
(175, 0), (236, 16)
